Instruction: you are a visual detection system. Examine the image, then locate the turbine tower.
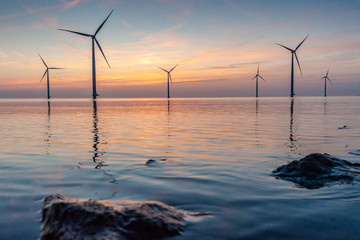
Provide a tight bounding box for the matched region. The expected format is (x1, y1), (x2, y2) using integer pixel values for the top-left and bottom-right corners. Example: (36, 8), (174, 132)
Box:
(322, 68), (333, 97)
(251, 64), (265, 98)
(276, 35), (308, 97)
(159, 64), (178, 98)
(39, 54), (64, 99)
(58, 10), (113, 99)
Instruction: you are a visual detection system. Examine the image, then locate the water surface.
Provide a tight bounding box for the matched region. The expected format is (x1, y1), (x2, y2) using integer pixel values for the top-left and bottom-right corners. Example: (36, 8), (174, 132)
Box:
(0, 97), (359, 239)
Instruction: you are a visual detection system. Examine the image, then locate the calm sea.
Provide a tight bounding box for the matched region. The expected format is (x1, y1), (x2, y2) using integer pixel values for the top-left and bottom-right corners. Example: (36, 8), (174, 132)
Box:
(0, 97), (359, 239)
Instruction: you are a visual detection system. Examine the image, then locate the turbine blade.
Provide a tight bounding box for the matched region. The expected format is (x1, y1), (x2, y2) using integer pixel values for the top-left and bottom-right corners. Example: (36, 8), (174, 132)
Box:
(158, 67), (168, 73)
(170, 74), (173, 85)
(40, 69), (48, 83)
(38, 53), (48, 68)
(49, 67), (65, 69)
(169, 64), (178, 72)
(259, 75), (266, 81)
(58, 29), (92, 37)
(257, 64), (259, 75)
(294, 53), (302, 75)
(251, 75), (256, 80)
(275, 43), (293, 52)
(326, 68), (329, 77)
(295, 34), (309, 51)
(327, 77), (333, 85)
(95, 10), (114, 36)
(95, 38), (111, 69)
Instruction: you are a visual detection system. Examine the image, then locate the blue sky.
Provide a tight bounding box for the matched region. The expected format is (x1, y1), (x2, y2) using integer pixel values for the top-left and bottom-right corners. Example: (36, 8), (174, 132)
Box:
(0, 0), (359, 97)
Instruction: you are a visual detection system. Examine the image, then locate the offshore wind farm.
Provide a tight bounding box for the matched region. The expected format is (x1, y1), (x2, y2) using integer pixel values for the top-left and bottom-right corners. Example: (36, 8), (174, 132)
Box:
(0, 1), (360, 240)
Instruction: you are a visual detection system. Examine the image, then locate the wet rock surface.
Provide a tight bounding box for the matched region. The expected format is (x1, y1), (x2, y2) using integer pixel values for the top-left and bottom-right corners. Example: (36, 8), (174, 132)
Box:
(272, 153), (360, 189)
(41, 194), (185, 240)
(146, 159), (167, 166)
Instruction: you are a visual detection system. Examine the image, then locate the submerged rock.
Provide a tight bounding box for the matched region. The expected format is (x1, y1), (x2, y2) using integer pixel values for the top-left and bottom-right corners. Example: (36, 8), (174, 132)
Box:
(272, 153), (360, 189)
(41, 194), (185, 240)
(145, 158), (167, 166)
(145, 159), (157, 165)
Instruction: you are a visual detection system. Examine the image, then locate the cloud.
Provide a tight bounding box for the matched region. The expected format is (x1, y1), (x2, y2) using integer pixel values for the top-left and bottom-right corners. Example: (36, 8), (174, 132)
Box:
(155, 0), (175, 2)
(164, 22), (184, 32)
(120, 19), (146, 35)
(13, 51), (24, 57)
(121, 19), (134, 29)
(178, 40), (256, 65)
(206, 61), (268, 70)
(44, 16), (58, 27)
(209, 63), (243, 70)
(31, 15), (58, 29)
(0, 0), (90, 21)
(62, 0), (92, 9)
(0, 1), (59, 20)
(106, 22), (189, 61)
(0, 61), (17, 66)
(140, 22), (185, 47)
(174, 78), (231, 84)
(0, 51), (8, 58)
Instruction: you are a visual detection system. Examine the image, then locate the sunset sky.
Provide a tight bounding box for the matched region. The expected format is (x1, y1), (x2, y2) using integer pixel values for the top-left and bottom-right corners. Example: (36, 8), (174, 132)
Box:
(0, 0), (359, 98)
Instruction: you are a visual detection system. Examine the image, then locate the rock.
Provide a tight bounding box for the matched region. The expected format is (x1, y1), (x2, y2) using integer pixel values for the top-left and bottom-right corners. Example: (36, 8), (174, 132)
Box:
(41, 194), (185, 240)
(145, 159), (167, 166)
(272, 153), (360, 189)
(145, 159), (157, 165)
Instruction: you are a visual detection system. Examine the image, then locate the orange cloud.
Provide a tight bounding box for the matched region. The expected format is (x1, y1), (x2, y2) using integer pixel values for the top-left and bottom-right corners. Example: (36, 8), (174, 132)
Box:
(62, 0), (93, 9)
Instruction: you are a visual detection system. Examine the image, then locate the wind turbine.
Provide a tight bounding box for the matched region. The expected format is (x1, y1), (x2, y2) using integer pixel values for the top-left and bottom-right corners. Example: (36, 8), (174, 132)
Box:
(39, 54), (64, 99)
(159, 64), (178, 98)
(322, 68), (333, 97)
(276, 35), (309, 97)
(251, 64), (265, 98)
(58, 10), (113, 99)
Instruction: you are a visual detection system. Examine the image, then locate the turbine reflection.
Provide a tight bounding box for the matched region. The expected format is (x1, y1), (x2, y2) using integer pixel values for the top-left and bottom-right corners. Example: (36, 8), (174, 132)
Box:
(165, 100), (173, 158)
(289, 98), (296, 151)
(254, 99), (259, 145)
(44, 100), (52, 155)
(92, 100), (107, 169)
